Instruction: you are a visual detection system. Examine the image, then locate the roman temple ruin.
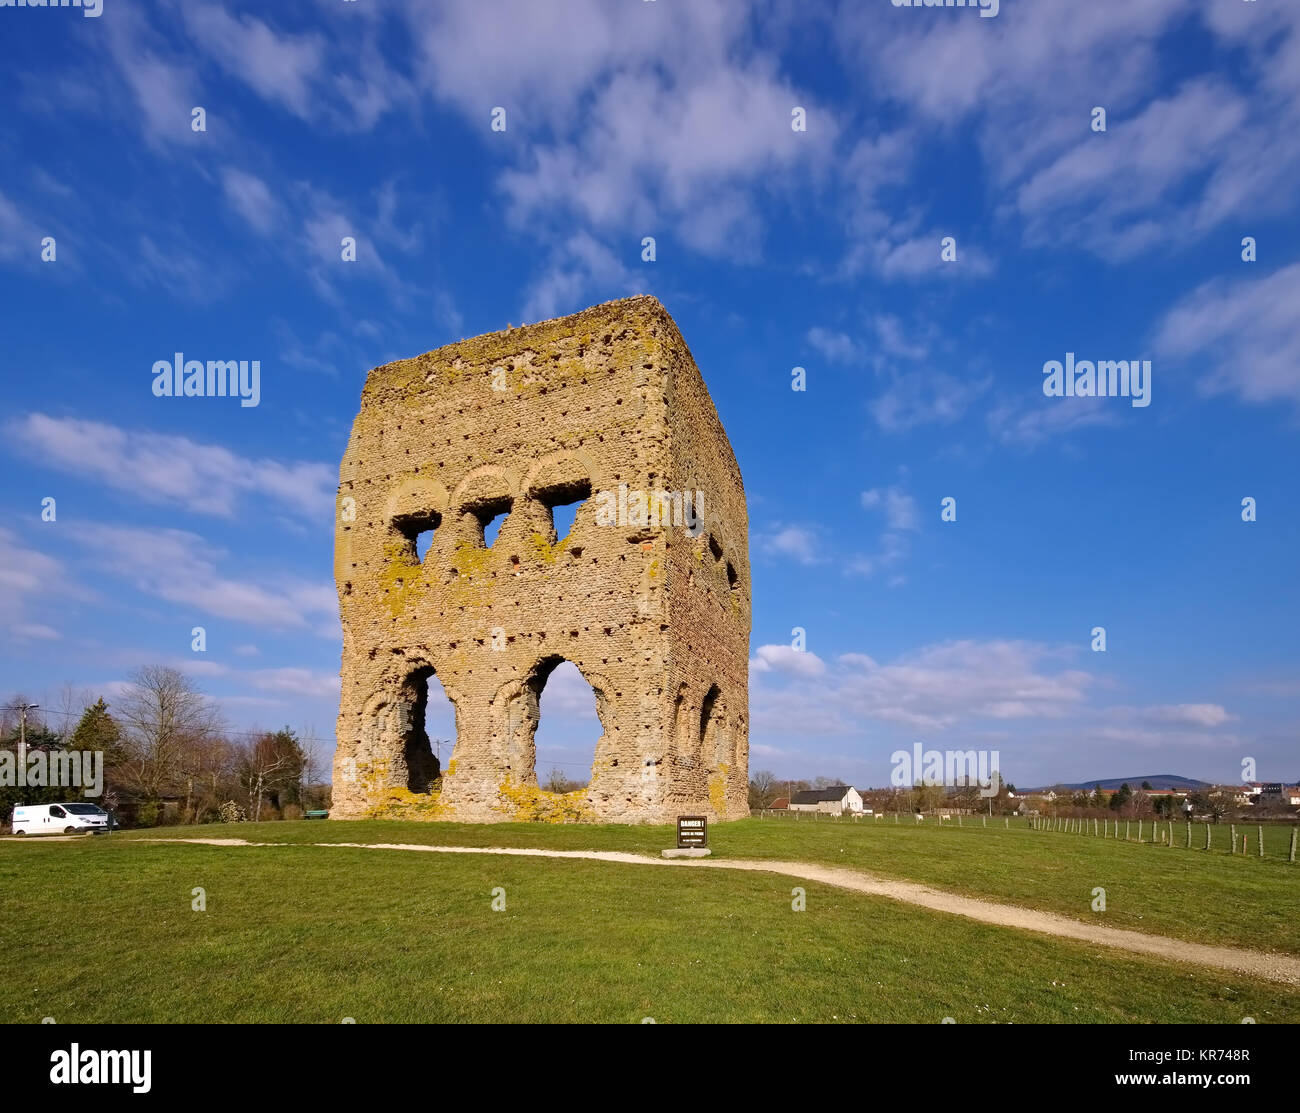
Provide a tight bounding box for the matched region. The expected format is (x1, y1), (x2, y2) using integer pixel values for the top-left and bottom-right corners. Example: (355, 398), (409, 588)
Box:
(331, 296), (750, 823)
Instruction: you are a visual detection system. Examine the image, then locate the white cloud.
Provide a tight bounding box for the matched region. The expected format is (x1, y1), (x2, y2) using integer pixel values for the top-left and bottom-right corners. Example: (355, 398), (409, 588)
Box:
(11, 623), (61, 642)
(1139, 704), (1231, 728)
(406, 1), (834, 265)
(246, 668), (342, 698)
(751, 638), (1094, 737)
(0, 192), (40, 266)
(1153, 261), (1300, 409)
(986, 396), (1123, 448)
(520, 232), (643, 323)
(756, 525), (825, 566)
(100, 7), (204, 149)
(749, 645), (827, 678)
(76, 524), (335, 633)
(0, 528), (90, 638)
(221, 168), (280, 236)
(806, 327), (861, 365)
(537, 661), (601, 720)
(870, 370), (992, 434)
(9, 414), (335, 521)
(860, 487), (919, 532)
(176, 3), (327, 121)
(838, 0), (1300, 260)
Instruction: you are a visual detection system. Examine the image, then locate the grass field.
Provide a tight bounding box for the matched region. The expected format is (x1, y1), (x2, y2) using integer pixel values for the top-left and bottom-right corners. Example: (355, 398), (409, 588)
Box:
(2, 834), (1299, 1024)
(123, 815), (1300, 955)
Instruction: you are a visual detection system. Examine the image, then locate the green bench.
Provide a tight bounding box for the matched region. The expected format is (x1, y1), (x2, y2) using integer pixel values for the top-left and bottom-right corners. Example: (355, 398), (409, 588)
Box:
(303, 810), (330, 820)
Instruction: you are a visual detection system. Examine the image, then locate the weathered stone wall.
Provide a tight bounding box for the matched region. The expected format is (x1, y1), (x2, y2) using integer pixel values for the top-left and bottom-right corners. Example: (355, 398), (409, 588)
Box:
(331, 296), (750, 823)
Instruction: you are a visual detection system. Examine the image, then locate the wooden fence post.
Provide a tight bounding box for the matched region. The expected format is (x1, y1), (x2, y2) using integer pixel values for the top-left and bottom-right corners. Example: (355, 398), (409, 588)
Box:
(1186, 822), (1191, 848)
(1138, 820), (1144, 843)
(1125, 820), (1130, 841)
(1205, 823), (1211, 851)
(1290, 827), (1297, 863)
(1259, 825), (1264, 858)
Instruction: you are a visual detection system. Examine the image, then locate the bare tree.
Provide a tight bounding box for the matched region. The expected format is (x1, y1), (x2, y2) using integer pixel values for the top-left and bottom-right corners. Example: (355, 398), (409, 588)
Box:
(117, 667), (223, 805)
(52, 684), (95, 740)
(239, 729), (306, 821)
(299, 728), (323, 810)
(749, 769), (777, 809)
(543, 767), (585, 793)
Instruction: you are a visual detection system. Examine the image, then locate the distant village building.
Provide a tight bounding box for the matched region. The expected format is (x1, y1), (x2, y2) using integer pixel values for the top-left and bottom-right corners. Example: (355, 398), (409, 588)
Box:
(789, 786), (863, 814)
(1258, 783), (1300, 807)
(768, 796), (790, 811)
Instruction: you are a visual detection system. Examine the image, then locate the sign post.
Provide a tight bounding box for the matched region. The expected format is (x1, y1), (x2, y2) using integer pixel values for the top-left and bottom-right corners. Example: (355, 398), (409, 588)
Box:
(676, 815), (707, 849)
(664, 815), (711, 857)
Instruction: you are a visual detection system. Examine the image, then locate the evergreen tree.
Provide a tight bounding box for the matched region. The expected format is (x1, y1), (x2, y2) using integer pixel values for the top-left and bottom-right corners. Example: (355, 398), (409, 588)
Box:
(69, 698), (126, 762)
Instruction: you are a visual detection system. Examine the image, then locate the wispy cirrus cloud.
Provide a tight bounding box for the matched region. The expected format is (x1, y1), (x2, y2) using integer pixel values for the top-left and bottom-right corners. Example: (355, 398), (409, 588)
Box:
(75, 523), (336, 634)
(8, 414), (335, 521)
(1154, 260), (1300, 411)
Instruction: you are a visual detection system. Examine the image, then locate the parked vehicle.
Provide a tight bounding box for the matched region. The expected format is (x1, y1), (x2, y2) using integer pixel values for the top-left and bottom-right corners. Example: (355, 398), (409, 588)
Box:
(11, 802), (109, 836)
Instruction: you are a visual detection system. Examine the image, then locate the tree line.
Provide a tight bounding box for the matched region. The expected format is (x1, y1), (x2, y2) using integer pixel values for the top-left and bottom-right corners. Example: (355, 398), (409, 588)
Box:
(1, 666), (330, 828)
(747, 770), (1021, 814)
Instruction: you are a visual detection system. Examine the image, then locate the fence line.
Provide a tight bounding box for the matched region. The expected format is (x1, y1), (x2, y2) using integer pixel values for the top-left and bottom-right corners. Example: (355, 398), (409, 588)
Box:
(749, 808), (1297, 860)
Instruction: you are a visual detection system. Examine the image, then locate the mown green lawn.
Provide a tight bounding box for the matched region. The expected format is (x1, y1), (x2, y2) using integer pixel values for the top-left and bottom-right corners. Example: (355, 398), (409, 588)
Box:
(123, 815), (1300, 955)
(1, 837), (1296, 1023)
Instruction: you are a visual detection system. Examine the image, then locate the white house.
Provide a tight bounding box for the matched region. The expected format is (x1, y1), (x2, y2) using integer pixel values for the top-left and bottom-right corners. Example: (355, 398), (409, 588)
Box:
(789, 786), (864, 814)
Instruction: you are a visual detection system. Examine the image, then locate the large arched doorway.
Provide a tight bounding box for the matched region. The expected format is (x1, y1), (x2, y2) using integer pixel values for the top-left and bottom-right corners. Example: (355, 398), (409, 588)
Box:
(394, 666), (457, 793)
(531, 659), (602, 792)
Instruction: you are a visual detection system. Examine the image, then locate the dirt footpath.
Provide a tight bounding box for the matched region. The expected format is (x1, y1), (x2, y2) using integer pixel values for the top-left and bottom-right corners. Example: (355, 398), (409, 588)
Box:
(104, 837), (1300, 987)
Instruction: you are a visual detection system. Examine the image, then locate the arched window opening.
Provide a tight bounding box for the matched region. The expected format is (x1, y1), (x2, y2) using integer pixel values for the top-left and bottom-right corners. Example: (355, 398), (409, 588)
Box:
(700, 684), (728, 768)
(532, 659), (600, 792)
(396, 667), (456, 793)
(392, 510), (441, 563)
(537, 478), (591, 545)
(467, 497), (512, 548)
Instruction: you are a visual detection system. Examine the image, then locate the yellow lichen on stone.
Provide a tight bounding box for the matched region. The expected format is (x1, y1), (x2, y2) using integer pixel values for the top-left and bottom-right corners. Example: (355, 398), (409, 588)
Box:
(708, 763), (730, 815)
(494, 779), (594, 823)
(378, 539), (427, 617)
(363, 785), (448, 821)
(527, 531), (557, 564)
(331, 296), (751, 824)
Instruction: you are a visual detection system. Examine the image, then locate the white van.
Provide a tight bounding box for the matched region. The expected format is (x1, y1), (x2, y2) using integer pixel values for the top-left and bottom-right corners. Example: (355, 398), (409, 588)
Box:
(11, 803), (109, 836)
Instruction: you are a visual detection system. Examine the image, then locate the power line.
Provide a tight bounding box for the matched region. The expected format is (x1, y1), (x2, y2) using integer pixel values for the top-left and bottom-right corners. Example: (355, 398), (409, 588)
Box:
(2, 703), (333, 744)
(7, 704), (599, 766)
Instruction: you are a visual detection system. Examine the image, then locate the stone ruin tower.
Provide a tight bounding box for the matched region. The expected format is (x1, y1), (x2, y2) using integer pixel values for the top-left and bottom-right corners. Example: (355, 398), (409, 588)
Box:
(331, 296), (750, 823)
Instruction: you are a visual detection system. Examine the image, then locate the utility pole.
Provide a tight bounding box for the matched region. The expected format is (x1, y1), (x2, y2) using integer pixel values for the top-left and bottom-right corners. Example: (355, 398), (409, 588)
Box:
(1, 702), (39, 794)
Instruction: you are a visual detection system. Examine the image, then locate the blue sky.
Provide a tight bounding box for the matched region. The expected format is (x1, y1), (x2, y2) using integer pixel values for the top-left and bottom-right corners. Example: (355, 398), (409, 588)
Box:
(1, 0), (1297, 789)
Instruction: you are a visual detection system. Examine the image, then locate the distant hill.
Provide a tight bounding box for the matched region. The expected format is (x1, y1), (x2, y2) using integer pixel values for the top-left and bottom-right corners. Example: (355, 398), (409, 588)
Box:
(1027, 774), (1211, 793)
